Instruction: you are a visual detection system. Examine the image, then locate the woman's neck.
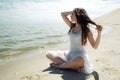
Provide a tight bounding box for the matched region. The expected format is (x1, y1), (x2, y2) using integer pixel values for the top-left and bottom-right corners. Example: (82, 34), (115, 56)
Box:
(75, 23), (81, 29)
(72, 23), (82, 33)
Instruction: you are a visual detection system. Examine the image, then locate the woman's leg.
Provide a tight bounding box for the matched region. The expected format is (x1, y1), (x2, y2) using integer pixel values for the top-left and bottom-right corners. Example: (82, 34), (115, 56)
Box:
(51, 56), (84, 70)
(46, 53), (66, 64)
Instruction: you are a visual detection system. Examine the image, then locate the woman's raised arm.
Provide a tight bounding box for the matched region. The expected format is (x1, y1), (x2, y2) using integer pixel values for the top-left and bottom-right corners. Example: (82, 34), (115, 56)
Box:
(61, 11), (72, 27)
(88, 25), (102, 49)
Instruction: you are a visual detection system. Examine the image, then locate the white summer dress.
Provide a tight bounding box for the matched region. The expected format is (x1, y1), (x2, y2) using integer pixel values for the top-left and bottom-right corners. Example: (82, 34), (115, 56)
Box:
(46, 29), (93, 74)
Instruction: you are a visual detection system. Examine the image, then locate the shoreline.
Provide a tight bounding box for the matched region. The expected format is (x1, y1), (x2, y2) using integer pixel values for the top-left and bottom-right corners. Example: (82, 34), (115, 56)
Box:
(0, 8), (120, 80)
(0, 39), (70, 65)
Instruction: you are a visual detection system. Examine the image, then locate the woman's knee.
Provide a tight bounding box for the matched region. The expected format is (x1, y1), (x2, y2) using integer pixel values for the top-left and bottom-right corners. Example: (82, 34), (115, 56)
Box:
(46, 53), (52, 59)
(46, 53), (60, 60)
(75, 56), (84, 66)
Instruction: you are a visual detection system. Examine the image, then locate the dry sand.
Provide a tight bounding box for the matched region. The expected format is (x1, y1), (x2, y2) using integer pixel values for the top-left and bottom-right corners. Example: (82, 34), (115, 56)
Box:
(0, 8), (120, 80)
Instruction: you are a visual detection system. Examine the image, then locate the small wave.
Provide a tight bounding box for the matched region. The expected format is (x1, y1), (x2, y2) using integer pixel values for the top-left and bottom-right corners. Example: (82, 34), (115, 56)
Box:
(0, 35), (12, 38)
(46, 35), (64, 37)
(18, 45), (46, 52)
(34, 32), (42, 34)
(0, 48), (12, 53)
(2, 41), (17, 44)
(0, 45), (46, 59)
(0, 50), (21, 58)
(45, 41), (62, 46)
(18, 39), (33, 42)
(35, 37), (44, 40)
(25, 32), (41, 35)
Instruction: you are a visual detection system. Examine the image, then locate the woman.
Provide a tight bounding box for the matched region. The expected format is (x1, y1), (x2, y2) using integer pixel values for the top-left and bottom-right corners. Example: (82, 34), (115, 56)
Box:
(46, 8), (102, 74)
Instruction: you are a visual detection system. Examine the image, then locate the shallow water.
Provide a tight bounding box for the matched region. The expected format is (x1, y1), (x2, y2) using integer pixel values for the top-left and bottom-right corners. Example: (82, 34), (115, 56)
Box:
(0, 24), (69, 58)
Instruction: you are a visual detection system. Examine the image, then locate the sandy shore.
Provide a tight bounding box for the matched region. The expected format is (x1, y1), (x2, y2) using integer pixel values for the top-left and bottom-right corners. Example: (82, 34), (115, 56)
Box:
(0, 8), (120, 80)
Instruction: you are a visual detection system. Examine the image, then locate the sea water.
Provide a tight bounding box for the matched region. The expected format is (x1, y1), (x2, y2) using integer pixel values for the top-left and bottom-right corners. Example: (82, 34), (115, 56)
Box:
(0, 0), (120, 63)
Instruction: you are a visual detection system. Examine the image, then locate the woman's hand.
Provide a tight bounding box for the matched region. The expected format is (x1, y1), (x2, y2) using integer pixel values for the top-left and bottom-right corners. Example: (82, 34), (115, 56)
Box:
(61, 11), (72, 16)
(96, 25), (103, 34)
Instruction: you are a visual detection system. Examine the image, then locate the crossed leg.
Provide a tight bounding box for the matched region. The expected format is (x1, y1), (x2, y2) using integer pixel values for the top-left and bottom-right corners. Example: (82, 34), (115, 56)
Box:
(46, 53), (66, 64)
(46, 53), (84, 71)
(52, 56), (84, 71)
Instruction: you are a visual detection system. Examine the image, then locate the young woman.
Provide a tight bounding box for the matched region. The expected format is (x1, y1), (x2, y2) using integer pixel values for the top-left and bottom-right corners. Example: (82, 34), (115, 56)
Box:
(46, 8), (102, 74)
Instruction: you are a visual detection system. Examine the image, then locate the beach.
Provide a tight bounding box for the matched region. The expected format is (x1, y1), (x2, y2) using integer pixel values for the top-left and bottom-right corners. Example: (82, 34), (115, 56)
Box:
(0, 8), (120, 80)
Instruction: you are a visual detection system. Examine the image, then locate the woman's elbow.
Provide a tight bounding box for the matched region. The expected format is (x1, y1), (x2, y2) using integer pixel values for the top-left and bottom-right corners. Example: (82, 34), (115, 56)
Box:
(92, 45), (98, 49)
(93, 47), (98, 49)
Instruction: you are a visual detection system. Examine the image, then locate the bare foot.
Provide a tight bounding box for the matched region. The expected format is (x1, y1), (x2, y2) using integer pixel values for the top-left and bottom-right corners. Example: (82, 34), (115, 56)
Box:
(50, 63), (59, 68)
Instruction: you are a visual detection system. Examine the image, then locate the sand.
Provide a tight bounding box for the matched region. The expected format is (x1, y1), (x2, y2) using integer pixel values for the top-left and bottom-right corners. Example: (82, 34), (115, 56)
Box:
(0, 8), (120, 80)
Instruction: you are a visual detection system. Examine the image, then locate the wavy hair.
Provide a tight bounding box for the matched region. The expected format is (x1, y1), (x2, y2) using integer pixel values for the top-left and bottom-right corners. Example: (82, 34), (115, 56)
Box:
(68, 8), (98, 46)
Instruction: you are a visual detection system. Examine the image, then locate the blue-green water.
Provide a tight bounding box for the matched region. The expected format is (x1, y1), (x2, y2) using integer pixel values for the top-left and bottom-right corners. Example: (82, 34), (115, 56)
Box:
(0, 23), (69, 58)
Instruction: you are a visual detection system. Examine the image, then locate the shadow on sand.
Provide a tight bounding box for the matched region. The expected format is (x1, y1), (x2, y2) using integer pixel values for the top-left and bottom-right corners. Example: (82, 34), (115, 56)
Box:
(43, 67), (99, 80)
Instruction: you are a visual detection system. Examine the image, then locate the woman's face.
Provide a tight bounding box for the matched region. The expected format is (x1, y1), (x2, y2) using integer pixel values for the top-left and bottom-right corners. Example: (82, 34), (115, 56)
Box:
(71, 11), (77, 22)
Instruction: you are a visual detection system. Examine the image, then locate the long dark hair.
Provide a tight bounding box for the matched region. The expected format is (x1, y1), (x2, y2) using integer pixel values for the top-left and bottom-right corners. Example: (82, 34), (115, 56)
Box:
(68, 8), (98, 46)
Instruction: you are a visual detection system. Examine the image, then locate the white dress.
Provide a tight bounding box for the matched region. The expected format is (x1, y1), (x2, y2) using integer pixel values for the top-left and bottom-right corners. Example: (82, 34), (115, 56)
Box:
(46, 29), (93, 74)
